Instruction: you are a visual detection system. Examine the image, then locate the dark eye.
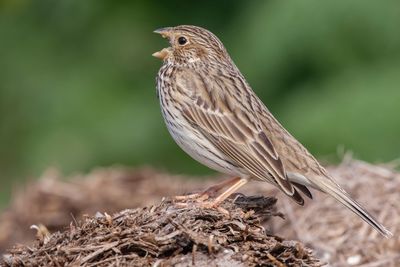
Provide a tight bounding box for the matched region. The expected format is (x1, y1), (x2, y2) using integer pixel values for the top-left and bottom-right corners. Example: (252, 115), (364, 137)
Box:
(178, 36), (187, 45)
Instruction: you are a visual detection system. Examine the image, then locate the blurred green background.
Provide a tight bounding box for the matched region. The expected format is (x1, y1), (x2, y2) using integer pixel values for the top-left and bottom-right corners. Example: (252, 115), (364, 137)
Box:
(1, 0), (399, 207)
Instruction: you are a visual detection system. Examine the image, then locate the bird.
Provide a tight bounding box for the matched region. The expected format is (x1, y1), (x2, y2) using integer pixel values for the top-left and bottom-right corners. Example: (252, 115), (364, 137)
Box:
(152, 25), (392, 238)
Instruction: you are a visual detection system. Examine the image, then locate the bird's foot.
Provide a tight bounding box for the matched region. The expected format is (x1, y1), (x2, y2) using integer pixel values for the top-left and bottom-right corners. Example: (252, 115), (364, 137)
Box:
(173, 192), (210, 202)
(173, 177), (242, 202)
(173, 198), (229, 215)
(173, 177), (248, 216)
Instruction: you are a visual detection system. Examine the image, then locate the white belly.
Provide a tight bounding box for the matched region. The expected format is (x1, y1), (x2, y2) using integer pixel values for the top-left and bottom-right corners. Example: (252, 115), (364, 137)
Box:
(163, 111), (240, 176)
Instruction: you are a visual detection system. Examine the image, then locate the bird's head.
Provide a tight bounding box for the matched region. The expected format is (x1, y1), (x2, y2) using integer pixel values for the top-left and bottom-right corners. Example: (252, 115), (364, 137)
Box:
(152, 25), (230, 65)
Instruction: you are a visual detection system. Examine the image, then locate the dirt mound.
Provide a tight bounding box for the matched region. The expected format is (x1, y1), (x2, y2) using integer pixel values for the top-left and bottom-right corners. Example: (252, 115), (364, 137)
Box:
(2, 196), (322, 266)
(1, 157), (399, 266)
(0, 167), (207, 253)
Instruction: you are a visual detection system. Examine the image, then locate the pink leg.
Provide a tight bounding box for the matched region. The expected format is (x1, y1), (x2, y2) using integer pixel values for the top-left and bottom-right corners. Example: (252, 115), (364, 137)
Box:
(174, 177), (241, 201)
(210, 178), (248, 206)
(187, 178), (248, 214)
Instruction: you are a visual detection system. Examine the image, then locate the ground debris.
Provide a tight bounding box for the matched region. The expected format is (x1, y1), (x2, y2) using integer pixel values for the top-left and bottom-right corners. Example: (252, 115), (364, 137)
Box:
(2, 196), (322, 267)
(0, 167), (206, 253)
(1, 158), (399, 266)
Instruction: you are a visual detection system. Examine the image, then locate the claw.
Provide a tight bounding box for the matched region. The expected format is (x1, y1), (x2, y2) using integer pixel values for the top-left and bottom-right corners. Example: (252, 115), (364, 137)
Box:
(173, 199), (230, 215)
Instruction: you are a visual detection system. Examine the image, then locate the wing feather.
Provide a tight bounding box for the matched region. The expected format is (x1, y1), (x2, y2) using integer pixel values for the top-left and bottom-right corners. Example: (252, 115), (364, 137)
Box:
(176, 70), (305, 201)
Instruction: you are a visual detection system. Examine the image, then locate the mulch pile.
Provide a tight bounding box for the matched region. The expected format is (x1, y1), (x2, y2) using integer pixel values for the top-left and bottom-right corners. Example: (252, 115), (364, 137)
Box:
(0, 167), (206, 253)
(2, 196), (322, 266)
(267, 156), (400, 266)
(0, 156), (399, 266)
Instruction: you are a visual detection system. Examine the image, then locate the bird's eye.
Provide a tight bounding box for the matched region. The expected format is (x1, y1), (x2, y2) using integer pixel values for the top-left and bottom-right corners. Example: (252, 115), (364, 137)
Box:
(178, 36), (187, 45)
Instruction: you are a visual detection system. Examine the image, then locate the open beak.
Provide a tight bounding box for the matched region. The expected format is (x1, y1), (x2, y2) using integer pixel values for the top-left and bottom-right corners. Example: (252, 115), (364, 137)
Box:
(153, 27), (172, 60)
(152, 48), (170, 60)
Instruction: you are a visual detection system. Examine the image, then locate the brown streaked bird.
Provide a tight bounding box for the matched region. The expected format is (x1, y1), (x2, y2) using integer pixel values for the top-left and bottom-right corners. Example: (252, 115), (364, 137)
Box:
(152, 25), (392, 238)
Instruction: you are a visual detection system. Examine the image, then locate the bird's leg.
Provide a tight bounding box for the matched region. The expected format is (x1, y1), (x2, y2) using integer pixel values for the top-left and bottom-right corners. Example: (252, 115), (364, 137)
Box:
(174, 176), (241, 202)
(200, 176), (242, 200)
(186, 178), (248, 215)
(174, 177), (248, 214)
(208, 177), (248, 207)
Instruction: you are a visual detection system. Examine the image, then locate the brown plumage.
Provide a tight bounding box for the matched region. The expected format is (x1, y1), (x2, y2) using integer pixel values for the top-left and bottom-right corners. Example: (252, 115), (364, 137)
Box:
(153, 25), (392, 237)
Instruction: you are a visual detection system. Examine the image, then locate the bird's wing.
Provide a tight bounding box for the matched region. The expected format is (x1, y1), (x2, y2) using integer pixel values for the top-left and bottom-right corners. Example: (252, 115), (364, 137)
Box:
(177, 70), (301, 201)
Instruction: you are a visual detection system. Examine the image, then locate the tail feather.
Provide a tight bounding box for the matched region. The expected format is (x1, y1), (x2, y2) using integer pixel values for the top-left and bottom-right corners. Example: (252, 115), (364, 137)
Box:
(291, 188), (305, 206)
(292, 181), (313, 199)
(316, 178), (392, 238)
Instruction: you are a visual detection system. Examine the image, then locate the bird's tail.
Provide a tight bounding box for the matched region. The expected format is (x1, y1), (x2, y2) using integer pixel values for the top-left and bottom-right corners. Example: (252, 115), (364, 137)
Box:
(315, 177), (392, 238)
